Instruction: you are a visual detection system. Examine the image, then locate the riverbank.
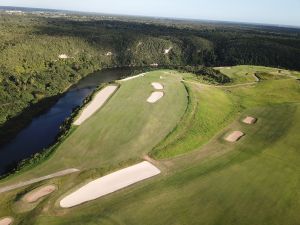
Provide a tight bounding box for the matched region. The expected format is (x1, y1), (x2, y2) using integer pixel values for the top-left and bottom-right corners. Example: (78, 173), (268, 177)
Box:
(0, 67), (159, 179)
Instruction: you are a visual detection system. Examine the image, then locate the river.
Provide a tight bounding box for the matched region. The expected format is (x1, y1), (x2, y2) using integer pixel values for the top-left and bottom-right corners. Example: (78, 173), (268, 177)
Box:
(0, 68), (130, 175)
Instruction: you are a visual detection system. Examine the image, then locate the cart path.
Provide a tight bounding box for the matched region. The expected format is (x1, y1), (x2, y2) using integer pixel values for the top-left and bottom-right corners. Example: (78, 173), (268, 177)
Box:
(0, 168), (79, 194)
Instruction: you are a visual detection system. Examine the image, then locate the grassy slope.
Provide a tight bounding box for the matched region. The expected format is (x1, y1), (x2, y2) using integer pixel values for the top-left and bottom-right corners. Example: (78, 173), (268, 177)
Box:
(151, 83), (239, 158)
(0, 70), (187, 185)
(1, 66), (300, 225)
(48, 70), (187, 170)
(32, 75), (300, 225)
(215, 65), (300, 84)
(152, 66), (300, 159)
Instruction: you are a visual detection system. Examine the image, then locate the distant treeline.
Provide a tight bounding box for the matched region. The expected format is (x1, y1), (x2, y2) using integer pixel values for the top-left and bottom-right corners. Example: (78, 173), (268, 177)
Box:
(0, 13), (299, 142)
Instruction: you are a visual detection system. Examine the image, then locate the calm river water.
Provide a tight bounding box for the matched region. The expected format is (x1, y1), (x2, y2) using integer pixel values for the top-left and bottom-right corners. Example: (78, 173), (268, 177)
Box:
(0, 68), (131, 175)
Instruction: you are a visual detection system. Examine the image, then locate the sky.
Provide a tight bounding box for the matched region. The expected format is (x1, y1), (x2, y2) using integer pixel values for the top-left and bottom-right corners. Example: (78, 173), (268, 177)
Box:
(1, 0), (300, 26)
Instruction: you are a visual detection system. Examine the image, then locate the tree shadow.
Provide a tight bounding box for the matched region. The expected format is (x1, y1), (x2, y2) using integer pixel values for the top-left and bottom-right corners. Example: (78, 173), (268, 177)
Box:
(0, 94), (62, 148)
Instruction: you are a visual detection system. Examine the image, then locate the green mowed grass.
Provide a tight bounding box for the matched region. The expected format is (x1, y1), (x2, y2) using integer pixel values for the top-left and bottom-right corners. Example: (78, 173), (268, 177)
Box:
(1, 66), (300, 225)
(151, 83), (239, 158)
(0, 70), (187, 201)
(152, 68), (300, 159)
(46, 70), (187, 170)
(30, 103), (300, 225)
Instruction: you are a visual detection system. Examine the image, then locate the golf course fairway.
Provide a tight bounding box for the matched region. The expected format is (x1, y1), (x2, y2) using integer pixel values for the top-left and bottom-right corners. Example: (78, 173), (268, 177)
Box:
(0, 67), (300, 225)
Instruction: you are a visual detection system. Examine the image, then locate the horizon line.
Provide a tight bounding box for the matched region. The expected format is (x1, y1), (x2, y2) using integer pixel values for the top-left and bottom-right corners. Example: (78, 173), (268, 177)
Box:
(1, 5), (300, 29)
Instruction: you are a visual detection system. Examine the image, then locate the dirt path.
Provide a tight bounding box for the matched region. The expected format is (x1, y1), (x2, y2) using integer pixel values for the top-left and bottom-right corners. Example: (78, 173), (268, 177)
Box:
(120, 73), (146, 81)
(0, 168), (79, 194)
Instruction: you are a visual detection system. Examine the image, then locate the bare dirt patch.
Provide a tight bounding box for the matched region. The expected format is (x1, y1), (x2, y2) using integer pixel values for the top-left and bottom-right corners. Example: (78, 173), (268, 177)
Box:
(23, 185), (56, 203)
(243, 116), (257, 124)
(147, 92), (164, 103)
(73, 86), (118, 125)
(151, 82), (164, 90)
(225, 131), (245, 142)
(60, 161), (160, 208)
(0, 218), (13, 225)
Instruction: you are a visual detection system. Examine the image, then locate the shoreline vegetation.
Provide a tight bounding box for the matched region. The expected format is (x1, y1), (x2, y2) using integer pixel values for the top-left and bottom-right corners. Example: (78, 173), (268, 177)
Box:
(0, 65), (229, 149)
(1, 64), (299, 178)
(1, 64), (299, 179)
(0, 69), (156, 180)
(0, 67), (299, 224)
(1, 12), (300, 142)
(0, 11), (300, 224)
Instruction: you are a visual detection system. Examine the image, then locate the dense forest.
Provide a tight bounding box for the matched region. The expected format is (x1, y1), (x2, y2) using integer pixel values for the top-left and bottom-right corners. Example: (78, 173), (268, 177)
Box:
(0, 9), (300, 145)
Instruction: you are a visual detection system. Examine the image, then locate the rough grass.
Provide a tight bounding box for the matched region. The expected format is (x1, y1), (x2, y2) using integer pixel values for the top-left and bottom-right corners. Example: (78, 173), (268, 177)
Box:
(215, 65), (300, 84)
(151, 82), (239, 158)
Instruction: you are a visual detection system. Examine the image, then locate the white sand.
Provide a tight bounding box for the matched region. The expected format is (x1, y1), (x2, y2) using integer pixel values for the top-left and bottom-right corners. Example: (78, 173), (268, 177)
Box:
(58, 54), (69, 59)
(120, 73), (145, 81)
(73, 86), (118, 125)
(243, 116), (257, 124)
(147, 92), (164, 103)
(151, 82), (164, 90)
(225, 131), (245, 142)
(150, 63), (159, 67)
(164, 47), (172, 54)
(60, 161), (160, 208)
(0, 218), (13, 225)
(23, 185), (56, 203)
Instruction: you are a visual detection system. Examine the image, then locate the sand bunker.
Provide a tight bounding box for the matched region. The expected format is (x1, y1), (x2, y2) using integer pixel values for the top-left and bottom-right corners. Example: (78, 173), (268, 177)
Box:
(73, 86), (118, 125)
(120, 73), (145, 81)
(147, 92), (164, 103)
(225, 131), (245, 142)
(23, 185), (56, 203)
(151, 82), (164, 90)
(243, 116), (257, 124)
(60, 161), (160, 208)
(0, 218), (13, 225)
